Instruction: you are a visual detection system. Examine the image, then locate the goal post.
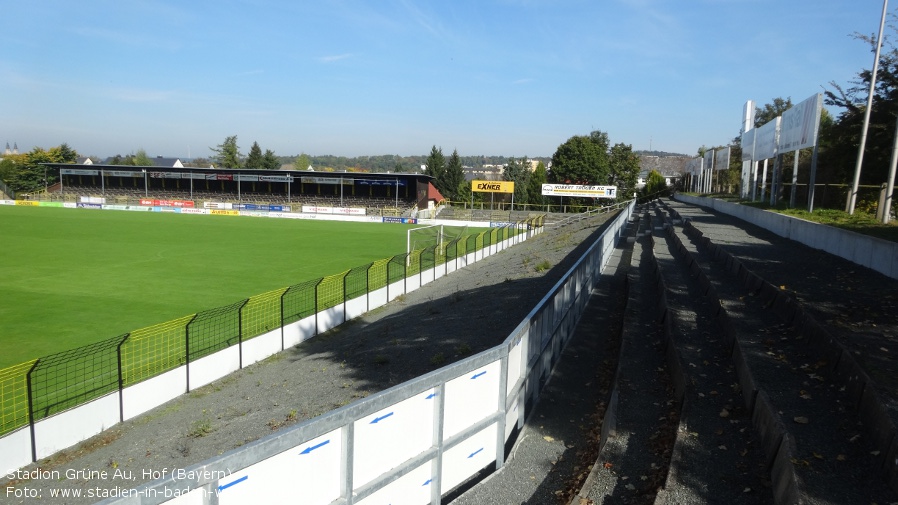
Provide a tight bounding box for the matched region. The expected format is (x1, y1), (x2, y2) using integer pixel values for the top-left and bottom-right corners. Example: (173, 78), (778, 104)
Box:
(407, 224), (444, 256)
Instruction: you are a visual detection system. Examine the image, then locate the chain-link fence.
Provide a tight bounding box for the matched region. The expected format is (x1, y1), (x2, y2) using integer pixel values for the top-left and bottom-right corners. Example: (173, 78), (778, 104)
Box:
(0, 219), (538, 440)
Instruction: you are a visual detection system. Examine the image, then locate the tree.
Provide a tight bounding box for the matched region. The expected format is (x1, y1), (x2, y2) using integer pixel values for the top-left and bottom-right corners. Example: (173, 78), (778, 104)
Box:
(526, 161), (548, 207)
(442, 149), (465, 202)
(185, 157), (212, 168)
(754, 97), (792, 128)
(425, 145), (447, 194)
(821, 28), (898, 190)
(608, 143), (640, 201)
(549, 130), (610, 186)
(641, 169), (667, 198)
(211, 135), (241, 168)
(133, 148), (153, 166)
(293, 153), (311, 171)
(0, 144), (79, 193)
(503, 157), (530, 205)
(245, 141), (263, 169)
(262, 149), (280, 171)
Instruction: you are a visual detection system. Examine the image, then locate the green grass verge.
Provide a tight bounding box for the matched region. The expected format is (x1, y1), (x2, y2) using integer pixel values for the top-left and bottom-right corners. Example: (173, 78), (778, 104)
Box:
(0, 205), (477, 368)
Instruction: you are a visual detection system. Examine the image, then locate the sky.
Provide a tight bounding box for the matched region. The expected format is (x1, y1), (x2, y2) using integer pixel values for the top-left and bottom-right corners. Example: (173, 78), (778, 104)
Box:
(0, 0), (891, 160)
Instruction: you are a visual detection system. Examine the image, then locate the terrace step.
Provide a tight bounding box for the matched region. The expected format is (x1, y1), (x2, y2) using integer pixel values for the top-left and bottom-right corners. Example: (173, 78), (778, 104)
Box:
(657, 200), (898, 504)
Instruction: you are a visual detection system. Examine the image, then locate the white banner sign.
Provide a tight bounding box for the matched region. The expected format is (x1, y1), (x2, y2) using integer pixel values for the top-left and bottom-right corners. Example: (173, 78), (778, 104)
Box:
(541, 184), (617, 198)
(754, 116), (781, 160)
(60, 168), (99, 176)
(301, 177), (353, 185)
(778, 93), (822, 152)
(714, 146), (731, 171)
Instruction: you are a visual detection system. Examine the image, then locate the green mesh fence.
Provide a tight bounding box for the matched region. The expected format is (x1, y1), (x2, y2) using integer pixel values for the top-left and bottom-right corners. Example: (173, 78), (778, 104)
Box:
(345, 263), (372, 301)
(121, 315), (193, 386)
(242, 288), (287, 340)
(368, 258), (391, 291)
(29, 334), (128, 421)
(388, 254), (407, 284)
(445, 238), (462, 263)
(0, 361), (36, 436)
(421, 245), (436, 272)
(187, 300), (246, 362)
(283, 279), (319, 325)
(467, 233), (479, 254)
(318, 271), (349, 311)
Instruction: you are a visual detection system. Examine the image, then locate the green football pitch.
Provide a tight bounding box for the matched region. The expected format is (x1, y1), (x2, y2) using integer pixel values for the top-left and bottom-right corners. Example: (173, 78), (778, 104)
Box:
(0, 205), (474, 369)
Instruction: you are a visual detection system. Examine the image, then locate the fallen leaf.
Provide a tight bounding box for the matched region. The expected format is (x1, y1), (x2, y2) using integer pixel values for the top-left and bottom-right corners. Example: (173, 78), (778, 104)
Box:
(603, 462), (613, 469)
(813, 452), (823, 459)
(719, 409), (730, 418)
(836, 454), (846, 461)
(544, 435), (555, 442)
(794, 416), (809, 424)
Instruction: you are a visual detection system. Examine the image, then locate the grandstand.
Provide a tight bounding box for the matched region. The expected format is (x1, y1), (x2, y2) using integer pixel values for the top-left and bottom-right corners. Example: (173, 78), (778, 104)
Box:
(35, 165), (436, 217)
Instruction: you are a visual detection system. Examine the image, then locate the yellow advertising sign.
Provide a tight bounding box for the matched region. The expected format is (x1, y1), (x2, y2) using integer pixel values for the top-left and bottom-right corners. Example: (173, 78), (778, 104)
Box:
(471, 180), (514, 194)
(210, 209), (239, 216)
(15, 200), (40, 206)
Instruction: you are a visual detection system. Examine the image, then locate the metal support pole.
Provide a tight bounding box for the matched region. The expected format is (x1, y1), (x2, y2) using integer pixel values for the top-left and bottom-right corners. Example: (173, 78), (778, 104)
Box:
(848, 0), (888, 214)
(790, 151), (799, 208)
(882, 114), (898, 223)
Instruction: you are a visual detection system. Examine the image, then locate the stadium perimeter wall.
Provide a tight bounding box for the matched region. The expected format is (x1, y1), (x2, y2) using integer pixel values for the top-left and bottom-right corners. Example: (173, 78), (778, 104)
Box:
(674, 194), (898, 280)
(0, 200), (533, 476)
(89, 202), (634, 505)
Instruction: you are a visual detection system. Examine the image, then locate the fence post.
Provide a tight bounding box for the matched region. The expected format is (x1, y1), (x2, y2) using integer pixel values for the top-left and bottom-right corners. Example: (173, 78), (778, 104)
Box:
(314, 278), (324, 336)
(116, 333), (131, 422)
(280, 288), (287, 351)
(343, 273), (348, 324)
(366, 263), (372, 313)
(184, 313), (199, 391)
(237, 299), (249, 369)
(25, 359), (40, 463)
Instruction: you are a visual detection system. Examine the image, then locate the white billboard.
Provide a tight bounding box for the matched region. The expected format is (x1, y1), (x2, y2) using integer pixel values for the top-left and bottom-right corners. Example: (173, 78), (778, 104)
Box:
(714, 146), (731, 171)
(778, 93), (822, 152)
(703, 149), (714, 170)
(541, 184), (617, 198)
(754, 116), (781, 160)
(741, 129), (756, 162)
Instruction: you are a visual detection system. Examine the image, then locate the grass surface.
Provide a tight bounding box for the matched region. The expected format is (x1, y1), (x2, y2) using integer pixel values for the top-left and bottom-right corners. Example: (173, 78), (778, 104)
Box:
(0, 205), (474, 368)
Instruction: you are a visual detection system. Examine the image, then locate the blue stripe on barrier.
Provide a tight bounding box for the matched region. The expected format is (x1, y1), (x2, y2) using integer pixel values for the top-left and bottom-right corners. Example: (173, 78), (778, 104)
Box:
(300, 440), (330, 455)
(218, 475), (248, 492)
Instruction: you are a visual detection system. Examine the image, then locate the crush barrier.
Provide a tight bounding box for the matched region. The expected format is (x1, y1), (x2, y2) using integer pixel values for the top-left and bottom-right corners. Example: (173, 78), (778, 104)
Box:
(93, 203), (633, 505)
(0, 217), (544, 475)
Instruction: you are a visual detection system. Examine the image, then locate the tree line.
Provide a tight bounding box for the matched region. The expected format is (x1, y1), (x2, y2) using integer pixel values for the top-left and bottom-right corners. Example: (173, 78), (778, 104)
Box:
(423, 130), (642, 208)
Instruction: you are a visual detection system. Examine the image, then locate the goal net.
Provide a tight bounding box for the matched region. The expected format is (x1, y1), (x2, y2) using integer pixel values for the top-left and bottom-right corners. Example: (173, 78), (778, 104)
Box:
(407, 225), (470, 266)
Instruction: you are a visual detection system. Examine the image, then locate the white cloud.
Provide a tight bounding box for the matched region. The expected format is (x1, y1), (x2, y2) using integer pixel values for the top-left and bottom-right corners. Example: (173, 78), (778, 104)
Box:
(318, 53), (353, 63)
